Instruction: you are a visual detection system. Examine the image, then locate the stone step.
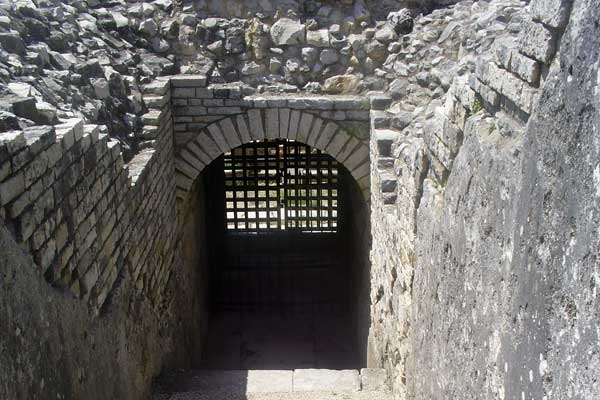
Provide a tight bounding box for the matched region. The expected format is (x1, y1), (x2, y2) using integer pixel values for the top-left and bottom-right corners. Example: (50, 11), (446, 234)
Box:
(156, 368), (390, 399)
(166, 390), (392, 400)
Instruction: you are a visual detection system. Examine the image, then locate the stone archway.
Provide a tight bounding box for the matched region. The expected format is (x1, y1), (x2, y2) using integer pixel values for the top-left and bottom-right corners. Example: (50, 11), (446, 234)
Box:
(173, 108), (371, 202)
(174, 107), (373, 369)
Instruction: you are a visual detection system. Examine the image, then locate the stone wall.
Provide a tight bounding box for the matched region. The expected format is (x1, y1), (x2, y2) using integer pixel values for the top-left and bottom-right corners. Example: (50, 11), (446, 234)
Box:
(0, 77), (209, 399)
(0, 0), (457, 160)
(186, 0), (451, 19)
(369, 0), (599, 399)
(339, 169), (373, 365)
(188, 0), (421, 19)
(0, 76), (175, 312)
(168, 76), (375, 201)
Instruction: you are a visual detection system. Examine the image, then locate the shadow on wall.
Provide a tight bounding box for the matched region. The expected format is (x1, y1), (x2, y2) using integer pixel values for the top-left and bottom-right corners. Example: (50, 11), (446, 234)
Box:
(154, 370), (254, 399)
(340, 169), (373, 367)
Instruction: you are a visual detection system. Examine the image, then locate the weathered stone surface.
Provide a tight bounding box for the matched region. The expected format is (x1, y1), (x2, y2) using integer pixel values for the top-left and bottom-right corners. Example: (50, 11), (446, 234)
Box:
(375, 25), (398, 44)
(293, 369), (360, 392)
(477, 60), (540, 115)
(248, 109), (265, 140)
(307, 29), (330, 47)
(323, 75), (361, 94)
(270, 18), (305, 46)
(387, 9), (413, 35)
(319, 49), (339, 65)
(0, 31), (26, 55)
(518, 20), (557, 64)
(360, 369), (387, 392)
(365, 40), (387, 62)
(531, 0), (572, 29)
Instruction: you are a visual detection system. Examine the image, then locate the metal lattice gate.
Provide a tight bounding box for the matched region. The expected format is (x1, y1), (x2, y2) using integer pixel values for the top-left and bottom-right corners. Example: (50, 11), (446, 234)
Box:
(211, 140), (347, 313)
(223, 140), (339, 232)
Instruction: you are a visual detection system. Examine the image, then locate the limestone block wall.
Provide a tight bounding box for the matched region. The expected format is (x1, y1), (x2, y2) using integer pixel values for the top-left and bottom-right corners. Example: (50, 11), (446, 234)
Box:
(184, 0), (444, 20)
(367, 0), (600, 399)
(0, 73), (217, 400)
(168, 76), (375, 201)
(0, 78), (176, 313)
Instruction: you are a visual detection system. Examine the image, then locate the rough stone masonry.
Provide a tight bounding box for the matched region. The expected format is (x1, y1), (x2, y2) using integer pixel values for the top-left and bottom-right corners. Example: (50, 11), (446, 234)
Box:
(0, 0), (599, 399)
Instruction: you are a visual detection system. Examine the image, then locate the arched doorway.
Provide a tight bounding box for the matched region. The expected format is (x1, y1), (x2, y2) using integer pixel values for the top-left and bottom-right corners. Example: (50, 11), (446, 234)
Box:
(179, 135), (370, 370)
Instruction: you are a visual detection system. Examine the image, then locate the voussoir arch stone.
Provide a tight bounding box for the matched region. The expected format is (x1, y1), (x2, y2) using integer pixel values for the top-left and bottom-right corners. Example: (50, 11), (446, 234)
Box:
(174, 108), (370, 200)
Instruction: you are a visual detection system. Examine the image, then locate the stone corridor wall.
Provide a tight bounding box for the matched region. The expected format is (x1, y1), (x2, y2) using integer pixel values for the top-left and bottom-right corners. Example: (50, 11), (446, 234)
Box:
(0, 77), (208, 399)
(0, 78), (176, 312)
(369, 0), (600, 399)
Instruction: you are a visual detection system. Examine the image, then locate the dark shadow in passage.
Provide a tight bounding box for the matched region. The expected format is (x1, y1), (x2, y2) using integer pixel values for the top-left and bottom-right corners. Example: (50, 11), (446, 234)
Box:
(153, 369), (251, 400)
(182, 143), (372, 372)
(201, 309), (359, 370)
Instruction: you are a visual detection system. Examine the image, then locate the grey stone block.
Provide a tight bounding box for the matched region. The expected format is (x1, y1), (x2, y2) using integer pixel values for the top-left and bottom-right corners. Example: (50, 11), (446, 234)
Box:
(187, 141), (212, 165)
(142, 110), (162, 126)
(346, 111), (371, 121)
(196, 88), (214, 99)
(219, 118), (242, 149)
(370, 94), (393, 110)
(0, 130), (26, 159)
(424, 125), (453, 170)
(427, 111), (463, 153)
(266, 98), (288, 108)
(235, 115), (252, 144)
(22, 126), (56, 155)
(0, 171), (25, 206)
(293, 369), (360, 392)
(373, 129), (399, 157)
(279, 108), (291, 139)
(175, 171), (193, 190)
(172, 87), (196, 98)
(142, 80), (169, 95)
(170, 75), (207, 88)
(248, 109), (265, 140)
(297, 113), (314, 144)
(179, 149), (205, 173)
(195, 132), (222, 159)
(337, 136), (361, 162)
(306, 117), (323, 147)
(325, 129), (350, 159)
(509, 51), (541, 85)
(315, 121), (338, 150)
(265, 108), (279, 138)
(143, 95), (169, 109)
(333, 97), (369, 111)
(531, 0), (572, 29)
(287, 110), (301, 140)
(518, 20), (557, 64)
(203, 99), (224, 107)
(0, 160), (11, 182)
(207, 124), (229, 153)
(468, 76), (499, 110)
(345, 144), (369, 172)
(207, 107), (242, 115)
(176, 158), (199, 179)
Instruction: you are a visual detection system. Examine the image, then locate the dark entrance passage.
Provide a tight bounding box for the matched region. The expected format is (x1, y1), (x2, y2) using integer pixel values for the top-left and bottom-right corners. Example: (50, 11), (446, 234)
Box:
(214, 232), (342, 313)
(185, 139), (371, 370)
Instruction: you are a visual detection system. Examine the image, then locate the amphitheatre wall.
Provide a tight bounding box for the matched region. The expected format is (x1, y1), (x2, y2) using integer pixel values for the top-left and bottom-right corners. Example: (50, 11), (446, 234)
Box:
(1, 0), (599, 399)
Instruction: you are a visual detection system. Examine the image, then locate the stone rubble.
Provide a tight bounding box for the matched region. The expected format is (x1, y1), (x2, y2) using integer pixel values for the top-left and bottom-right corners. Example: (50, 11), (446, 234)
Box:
(0, 0), (460, 158)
